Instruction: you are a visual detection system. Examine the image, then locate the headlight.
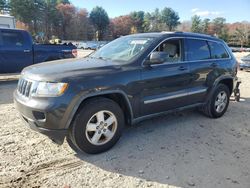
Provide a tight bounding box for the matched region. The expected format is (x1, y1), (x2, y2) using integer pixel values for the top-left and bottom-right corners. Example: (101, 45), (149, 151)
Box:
(32, 82), (68, 97)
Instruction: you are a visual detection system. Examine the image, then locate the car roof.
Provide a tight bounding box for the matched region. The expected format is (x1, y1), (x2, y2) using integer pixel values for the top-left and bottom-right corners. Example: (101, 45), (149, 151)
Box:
(0, 28), (26, 32)
(129, 31), (223, 42)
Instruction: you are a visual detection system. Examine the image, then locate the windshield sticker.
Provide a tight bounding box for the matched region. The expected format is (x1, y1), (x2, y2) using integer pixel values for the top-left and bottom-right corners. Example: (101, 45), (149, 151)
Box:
(130, 40), (148, 45)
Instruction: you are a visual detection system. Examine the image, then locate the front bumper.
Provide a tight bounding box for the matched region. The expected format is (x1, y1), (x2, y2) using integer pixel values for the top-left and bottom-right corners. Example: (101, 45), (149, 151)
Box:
(14, 90), (68, 144)
(20, 114), (67, 144)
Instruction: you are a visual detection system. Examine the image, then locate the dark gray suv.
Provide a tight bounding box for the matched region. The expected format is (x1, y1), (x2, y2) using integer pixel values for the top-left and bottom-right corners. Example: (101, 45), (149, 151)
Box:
(14, 32), (238, 154)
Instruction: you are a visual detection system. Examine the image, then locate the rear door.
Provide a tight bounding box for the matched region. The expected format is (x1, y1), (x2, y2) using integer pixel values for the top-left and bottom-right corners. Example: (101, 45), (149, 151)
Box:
(184, 38), (213, 104)
(0, 30), (33, 73)
(140, 38), (191, 116)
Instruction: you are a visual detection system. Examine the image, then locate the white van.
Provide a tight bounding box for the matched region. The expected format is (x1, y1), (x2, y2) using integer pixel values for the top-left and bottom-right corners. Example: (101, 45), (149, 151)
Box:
(0, 15), (15, 28)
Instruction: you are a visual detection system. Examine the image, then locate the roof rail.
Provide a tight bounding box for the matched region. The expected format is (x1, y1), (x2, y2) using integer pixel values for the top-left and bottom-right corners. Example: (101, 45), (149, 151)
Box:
(160, 31), (174, 34)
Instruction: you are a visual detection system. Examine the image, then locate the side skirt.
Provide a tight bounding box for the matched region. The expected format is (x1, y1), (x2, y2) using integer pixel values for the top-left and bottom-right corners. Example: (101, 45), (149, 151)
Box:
(131, 103), (204, 125)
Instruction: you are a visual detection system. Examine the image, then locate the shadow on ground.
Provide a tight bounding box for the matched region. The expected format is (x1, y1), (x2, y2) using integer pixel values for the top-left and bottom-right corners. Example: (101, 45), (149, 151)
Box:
(75, 99), (250, 187)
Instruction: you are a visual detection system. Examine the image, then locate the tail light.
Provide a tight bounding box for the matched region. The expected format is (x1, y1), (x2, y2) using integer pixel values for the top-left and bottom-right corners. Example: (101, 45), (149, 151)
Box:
(72, 49), (78, 58)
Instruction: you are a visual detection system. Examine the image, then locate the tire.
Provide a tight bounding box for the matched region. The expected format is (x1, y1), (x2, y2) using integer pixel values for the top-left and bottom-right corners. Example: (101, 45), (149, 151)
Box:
(66, 136), (80, 153)
(201, 84), (230, 118)
(68, 97), (124, 154)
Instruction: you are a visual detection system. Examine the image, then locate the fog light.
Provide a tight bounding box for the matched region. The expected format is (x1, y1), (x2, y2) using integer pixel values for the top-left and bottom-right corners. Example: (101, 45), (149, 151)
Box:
(33, 111), (46, 121)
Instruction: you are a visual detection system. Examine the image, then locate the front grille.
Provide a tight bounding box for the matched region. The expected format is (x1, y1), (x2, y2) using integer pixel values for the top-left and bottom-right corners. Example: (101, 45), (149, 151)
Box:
(17, 78), (33, 97)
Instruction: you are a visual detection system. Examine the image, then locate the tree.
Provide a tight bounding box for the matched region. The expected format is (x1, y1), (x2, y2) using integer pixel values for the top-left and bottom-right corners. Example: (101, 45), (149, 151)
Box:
(0, 0), (6, 12)
(130, 11), (145, 33)
(71, 8), (92, 40)
(56, 3), (76, 39)
(143, 9), (164, 32)
(212, 17), (229, 41)
(16, 20), (29, 30)
(89, 6), (109, 41)
(56, 0), (70, 4)
(42, 0), (61, 40)
(161, 7), (180, 31)
(234, 24), (250, 47)
(191, 15), (202, 33)
(202, 18), (210, 34)
(213, 17), (226, 35)
(10, 0), (45, 34)
(142, 12), (151, 32)
(111, 15), (133, 38)
(177, 21), (192, 32)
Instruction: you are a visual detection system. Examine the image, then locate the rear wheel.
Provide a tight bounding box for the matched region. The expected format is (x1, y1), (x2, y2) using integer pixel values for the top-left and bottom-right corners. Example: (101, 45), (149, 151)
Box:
(68, 98), (124, 154)
(202, 84), (230, 118)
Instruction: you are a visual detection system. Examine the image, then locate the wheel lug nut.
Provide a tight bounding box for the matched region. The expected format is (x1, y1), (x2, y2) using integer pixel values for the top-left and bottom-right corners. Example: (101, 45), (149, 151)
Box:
(98, 131), (101, 134)
(103, 129), (106, 132)
(96, 126), (99, 129)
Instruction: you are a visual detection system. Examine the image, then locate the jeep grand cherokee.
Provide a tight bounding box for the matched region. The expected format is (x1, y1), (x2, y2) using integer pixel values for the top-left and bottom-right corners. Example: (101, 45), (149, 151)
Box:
(14, 32), (238, 154)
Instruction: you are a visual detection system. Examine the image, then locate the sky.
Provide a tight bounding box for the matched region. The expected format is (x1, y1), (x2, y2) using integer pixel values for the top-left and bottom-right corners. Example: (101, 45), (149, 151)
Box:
(70, 0), (250, 23)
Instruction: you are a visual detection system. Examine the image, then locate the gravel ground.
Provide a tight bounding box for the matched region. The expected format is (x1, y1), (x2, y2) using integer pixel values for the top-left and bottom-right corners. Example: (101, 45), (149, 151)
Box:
(0, 55), (250, 188)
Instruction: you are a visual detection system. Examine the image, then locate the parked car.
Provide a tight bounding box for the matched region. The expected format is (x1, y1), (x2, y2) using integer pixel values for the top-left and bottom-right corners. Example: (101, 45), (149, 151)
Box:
(77, 42), (88, 49)
(14, 32), (238, 154)
(0, 28), (77, 73)
(239, 54), (250, 71)
(77, 41), (98, 50)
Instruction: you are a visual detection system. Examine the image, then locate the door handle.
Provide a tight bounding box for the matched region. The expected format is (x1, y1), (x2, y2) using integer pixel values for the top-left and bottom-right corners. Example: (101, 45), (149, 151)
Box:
(178, 66), (188, 71)
(210, 63), (218, 67)
(24, 50), (31, 53)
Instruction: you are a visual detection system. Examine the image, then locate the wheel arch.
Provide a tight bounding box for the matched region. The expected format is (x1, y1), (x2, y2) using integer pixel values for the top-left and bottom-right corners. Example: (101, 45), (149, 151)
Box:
(65, 90), (133, 129)
(206, 75), (234, 102)
(218, 78), (233, 94)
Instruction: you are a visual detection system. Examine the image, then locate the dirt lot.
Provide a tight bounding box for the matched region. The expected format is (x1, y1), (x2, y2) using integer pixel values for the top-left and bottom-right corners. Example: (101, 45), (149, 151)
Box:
(0, 54), (250, 188)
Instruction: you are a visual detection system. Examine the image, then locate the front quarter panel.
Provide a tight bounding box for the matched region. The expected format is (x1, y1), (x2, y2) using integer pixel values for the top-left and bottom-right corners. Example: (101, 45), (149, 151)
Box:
(62, 64), (141, 129)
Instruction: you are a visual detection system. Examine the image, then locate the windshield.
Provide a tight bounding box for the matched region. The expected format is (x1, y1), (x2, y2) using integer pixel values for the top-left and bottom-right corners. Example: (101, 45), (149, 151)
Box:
(90, 36), (154, 62)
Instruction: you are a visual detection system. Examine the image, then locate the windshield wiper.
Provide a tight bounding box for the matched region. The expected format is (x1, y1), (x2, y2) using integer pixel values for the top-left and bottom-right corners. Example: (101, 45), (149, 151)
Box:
(93, 56), (111, 61)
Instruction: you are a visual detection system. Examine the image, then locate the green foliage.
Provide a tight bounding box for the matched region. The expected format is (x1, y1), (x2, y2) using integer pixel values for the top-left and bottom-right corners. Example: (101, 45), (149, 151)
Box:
(235, 28), (249, 47)
(212, 17), (229, 41)
(90, 6), (109, 40)
(160, 7), (180, 31)
(191, 15), (202, 33)
(10, 0), (45, 33)
(212, 17), (226, 35)
(0, 0), (6, 10)
(9, 0), (91, 41)
(4, 1), (249, 44)
(130, 11), (145, 32)
(56, 0), (70, 4)
(202, 18), (210, 34)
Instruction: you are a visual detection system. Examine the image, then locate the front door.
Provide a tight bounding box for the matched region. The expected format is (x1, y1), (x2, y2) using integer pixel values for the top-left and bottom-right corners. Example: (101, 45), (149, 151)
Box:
(140, 38), (191, 116)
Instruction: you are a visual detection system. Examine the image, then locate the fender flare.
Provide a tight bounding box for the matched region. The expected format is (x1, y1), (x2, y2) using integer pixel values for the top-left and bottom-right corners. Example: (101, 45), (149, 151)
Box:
(206, 75), (234, 103)
(64, 90), (134, 129)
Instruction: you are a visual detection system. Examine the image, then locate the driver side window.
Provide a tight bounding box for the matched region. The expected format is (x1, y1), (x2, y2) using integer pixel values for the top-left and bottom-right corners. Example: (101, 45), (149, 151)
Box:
(155, 39), (182, 63)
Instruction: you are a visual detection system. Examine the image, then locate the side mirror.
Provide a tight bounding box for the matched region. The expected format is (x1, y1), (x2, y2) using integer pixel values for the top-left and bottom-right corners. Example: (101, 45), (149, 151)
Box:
(145, 52), (169, 65)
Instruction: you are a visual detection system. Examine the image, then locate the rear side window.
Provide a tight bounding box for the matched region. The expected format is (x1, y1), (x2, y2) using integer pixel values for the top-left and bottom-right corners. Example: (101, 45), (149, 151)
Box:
(1, 31), (24, 47)
(186, 39), (210, 61)
(208, 41), (229, 59)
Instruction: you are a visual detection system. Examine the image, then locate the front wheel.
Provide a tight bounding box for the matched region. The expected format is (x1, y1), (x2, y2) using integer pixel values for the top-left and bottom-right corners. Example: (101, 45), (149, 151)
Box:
(201, 84), (230, 118)
(68, 98), (124, 154)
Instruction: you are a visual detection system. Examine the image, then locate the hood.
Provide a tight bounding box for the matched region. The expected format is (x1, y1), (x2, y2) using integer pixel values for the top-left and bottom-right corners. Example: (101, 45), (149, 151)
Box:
(22, 57), (119, 81)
